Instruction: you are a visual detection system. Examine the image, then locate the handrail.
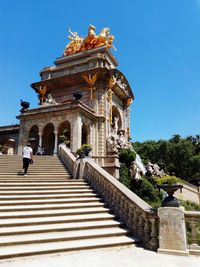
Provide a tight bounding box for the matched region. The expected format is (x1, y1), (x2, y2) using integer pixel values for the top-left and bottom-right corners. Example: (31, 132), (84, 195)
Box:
(82, 158), (159, 250)
(57, 149), (200, 254)
(58, 144), (77, 178)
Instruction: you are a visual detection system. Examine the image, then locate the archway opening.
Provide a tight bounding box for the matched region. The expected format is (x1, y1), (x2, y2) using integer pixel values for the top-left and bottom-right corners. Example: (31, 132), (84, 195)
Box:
(42, 123), (55, 155)
(29, 125), (39, 155)
(58, 121), (71, 148)
(81, 123), (90, 145)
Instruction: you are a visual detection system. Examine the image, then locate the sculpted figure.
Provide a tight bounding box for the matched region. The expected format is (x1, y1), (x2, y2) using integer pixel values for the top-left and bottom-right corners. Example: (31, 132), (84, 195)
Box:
(81, 25), (96, 51)
(44, 94), (57, 105)
(64, 28), (83, 56)
(113, 117), (119, 136)
(146, 161), (165, 177)
(106, 135), (120, 154)
(130, 161), (142, 181)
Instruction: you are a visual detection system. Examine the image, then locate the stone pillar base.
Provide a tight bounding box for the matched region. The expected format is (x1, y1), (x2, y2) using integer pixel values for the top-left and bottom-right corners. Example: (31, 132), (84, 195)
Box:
(103, 154), (120, 179)
(157, 248), (189, 256)
(158, 207), (189, 256)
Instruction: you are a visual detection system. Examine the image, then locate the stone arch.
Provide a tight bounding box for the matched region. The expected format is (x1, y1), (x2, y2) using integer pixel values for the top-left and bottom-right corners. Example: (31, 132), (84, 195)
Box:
(111, 105), (122, 134)
(81, 123), (90, 145)
(42, 123), (55, 155)
(29, 125), (39, 155)
(58, 121), (71, 148)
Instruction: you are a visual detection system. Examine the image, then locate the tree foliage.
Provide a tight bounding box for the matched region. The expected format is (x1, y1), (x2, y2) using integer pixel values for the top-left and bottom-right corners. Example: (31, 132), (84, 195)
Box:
(132, 134), (200, 185)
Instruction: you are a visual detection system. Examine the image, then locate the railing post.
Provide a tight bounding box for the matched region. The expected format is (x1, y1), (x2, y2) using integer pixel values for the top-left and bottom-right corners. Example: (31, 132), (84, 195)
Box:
(157, 207), (189, 255)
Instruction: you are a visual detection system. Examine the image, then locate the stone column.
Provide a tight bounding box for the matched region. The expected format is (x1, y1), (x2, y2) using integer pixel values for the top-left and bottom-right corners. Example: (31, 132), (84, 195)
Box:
(53, 130), (58, 155)
(71, 116), (82, 153)
(157, 207), (189, 256)
(38, 132), (43, 147)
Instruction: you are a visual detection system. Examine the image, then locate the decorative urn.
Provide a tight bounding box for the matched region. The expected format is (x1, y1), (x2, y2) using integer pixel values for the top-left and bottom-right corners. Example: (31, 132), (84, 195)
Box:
(20, 100), (30, 112)
(73, 91), (83, 101)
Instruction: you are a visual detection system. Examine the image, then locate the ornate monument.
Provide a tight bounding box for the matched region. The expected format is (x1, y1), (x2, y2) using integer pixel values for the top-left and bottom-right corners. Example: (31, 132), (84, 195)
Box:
(16, 25), (134, 177)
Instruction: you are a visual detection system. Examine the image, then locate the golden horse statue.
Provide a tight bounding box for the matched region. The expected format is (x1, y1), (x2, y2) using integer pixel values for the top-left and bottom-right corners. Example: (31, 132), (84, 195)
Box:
(63, 25), (115, 56)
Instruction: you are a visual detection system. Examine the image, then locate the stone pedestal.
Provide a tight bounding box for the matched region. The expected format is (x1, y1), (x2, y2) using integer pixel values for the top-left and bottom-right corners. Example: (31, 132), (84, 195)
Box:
(104, 154), (120, 179)
(158, 207), (189, 256)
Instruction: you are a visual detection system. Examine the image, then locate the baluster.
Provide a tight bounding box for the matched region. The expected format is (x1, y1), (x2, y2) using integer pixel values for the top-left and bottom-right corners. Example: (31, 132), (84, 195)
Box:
(123, 200), (128, 224)
(133, 209), (139, 233)
(138, 213), (144, 238)
(119, 196), (124, 222)
(148, 217), (159, 250)
(143, 216), (151, 243)
(127, 204), (134, 232)
(189, 220), (199, 249)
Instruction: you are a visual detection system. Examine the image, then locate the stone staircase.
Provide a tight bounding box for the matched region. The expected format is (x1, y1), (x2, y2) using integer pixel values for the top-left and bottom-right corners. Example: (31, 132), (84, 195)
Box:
(0, 155), (138, 259)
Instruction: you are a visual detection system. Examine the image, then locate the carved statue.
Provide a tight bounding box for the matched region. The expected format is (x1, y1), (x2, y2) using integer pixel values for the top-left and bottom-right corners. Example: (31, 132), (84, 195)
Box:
(113, 117), (119, 136)
(63, 25), (115, 56)
(130, 154), (146, 181)
(43, 94), (57, 105)
(36, 85), (48, 105)
(106, 135), (120, 154)
(64, 28), (83, 56)
(106, 131), (132, 154)
(108, 75), (117, 89)
(146, 162), (166, 177)
(82, 73), (98, 99)
(126, 98), (133, 107)
(130, 161), (143, 181)
(107, 75), (117, 124)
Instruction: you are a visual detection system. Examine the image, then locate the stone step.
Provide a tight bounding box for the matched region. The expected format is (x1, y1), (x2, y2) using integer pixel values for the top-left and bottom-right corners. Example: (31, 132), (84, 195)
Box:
(0, 235), (136, 259)
(0, 227), (130, 246)
(0, 219), (122, 236)
(0, 169), (70, 172)
(0, 188), (93, 193)
(0, 206), (111, 219)
(0, 202), (104, 212)
(0, 181), (84, 185)
(0, 185), (91, 189)
(0, 192), (97, 200)
(0, 213), (116, 227)
(0, 191), (93, 199)
(0, 173), (71, 180)
(0, 179), (76, 184)
(0, 155), (138, 259)
(0, 197), (101, 206)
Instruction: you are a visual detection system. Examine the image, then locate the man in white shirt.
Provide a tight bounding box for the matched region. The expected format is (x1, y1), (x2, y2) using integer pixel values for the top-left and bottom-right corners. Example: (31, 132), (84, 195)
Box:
(22, 143), (33, 176)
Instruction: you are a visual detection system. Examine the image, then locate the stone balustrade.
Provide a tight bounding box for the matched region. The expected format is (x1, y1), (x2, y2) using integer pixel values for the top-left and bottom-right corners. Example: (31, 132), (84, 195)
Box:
(185, 211), (200, 255)
(58, 147), (200, 255)
(58, 144), (77, 178)
(82, 158), (159, 251)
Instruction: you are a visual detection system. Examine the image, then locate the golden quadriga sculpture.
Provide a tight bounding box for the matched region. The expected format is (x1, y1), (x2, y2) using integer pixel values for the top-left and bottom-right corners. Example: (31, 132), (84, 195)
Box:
(64, 25), (115, 56)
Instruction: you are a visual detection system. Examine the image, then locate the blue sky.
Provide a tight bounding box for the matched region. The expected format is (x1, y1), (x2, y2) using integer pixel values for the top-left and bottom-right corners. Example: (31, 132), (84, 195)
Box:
(0, 0), (200, 142)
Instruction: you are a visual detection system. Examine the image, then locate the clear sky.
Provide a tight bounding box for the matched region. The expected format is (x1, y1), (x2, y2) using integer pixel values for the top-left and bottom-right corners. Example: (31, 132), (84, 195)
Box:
(0, 0), (200, 142)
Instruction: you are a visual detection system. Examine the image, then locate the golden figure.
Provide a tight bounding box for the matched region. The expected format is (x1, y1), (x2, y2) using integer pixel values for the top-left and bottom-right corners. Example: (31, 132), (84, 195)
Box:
(80, 25), (96, 51)
(64, 28), (83, 56)
(63, 25), (115, 56)
(36, 85), (48, 105)
(126, 97), (133, 107)
(82, 73), (98, 99)
(108, 75), (117, 89)
(107, 75), (117, 124)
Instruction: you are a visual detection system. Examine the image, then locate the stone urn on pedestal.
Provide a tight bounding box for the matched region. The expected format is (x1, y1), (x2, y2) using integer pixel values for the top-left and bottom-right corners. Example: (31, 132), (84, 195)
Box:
(156, 176), (183, 207)
(20, 100), (30, 113)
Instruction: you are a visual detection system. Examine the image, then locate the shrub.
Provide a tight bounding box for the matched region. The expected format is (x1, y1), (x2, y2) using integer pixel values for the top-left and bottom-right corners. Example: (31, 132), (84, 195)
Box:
(154, 175), (181, 187)
(119, 163), (131, 189)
